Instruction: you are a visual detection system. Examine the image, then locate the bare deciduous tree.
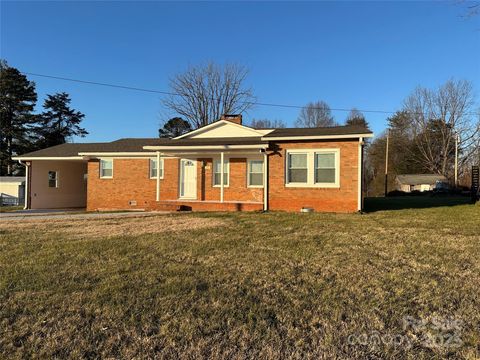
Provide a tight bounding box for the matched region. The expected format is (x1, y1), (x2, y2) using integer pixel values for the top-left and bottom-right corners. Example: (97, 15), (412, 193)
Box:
(403, 79), (479, 178)
(294, 100), (336, 128)
(456, 0), (480, 18)
(162, 62), (255, 129)
(249, 118), (286, 128)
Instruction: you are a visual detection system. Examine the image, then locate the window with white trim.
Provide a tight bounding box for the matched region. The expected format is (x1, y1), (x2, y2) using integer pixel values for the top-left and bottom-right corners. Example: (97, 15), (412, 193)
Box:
(315, 153), (336, 184)
(213, 159), (229, 186)
(287, 153), (308, 183)
(150, 158), (164, 179)
(100, 159), (113, 178)
(286, 149), (340, 187)
(48, 171), (58, 188)
(248, 160), (264, 187)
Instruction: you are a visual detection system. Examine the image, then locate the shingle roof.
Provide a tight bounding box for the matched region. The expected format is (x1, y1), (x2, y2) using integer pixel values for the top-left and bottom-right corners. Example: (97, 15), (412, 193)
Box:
(396, 174), (448, 185)
(15, 124), (372, 158)
(15, 143), (108, 157)
(16, 137), (269, 158)
(263, 125), (372, 138)
(15, 138), (166, 158)
(99, 138), (170, 151)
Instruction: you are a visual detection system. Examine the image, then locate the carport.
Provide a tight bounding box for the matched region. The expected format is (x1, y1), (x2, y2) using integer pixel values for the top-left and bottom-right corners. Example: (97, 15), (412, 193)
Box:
(13, 143), (96, 210)
(18, 159), (87, 210)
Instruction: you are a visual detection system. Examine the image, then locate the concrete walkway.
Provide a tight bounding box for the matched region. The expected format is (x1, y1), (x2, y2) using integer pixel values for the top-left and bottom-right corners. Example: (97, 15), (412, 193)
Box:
(0, 210), (170, 221)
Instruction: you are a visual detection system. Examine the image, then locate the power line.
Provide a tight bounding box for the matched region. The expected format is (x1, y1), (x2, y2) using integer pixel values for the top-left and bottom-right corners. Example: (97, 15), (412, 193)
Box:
(23, 72), (176, 96)
(23, 71), (480, 116)
(245, 100), (394, 115)
(23, 71), (394, 114)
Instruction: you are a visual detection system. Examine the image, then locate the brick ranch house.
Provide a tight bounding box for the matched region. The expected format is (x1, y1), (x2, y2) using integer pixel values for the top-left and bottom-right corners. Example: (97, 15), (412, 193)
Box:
(13, 115), (373, 213)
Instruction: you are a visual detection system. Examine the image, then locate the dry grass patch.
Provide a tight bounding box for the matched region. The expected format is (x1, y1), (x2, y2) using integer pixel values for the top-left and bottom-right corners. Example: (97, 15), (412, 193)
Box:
(0, 213), (227, 239)
(1, 203), (479, 359)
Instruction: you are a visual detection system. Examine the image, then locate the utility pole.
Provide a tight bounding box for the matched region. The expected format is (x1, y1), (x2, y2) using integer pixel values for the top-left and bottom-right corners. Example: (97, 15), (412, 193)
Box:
(385, 129), (389, 197)
(454, 133), (459, 188)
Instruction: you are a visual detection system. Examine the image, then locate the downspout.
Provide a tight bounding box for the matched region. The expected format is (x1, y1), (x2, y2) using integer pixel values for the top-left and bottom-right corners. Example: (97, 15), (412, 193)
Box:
(18, 160), (29, 209)
(358, 137), (363, 212)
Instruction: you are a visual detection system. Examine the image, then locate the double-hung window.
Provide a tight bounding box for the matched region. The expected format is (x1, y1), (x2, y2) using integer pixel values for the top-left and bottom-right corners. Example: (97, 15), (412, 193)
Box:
(150, 158), (164, 179)
(213, 159), (229, 186)
(287, 153), (308, 184)
(100, 159), (113, 178)
(286, 149), (339, 187)
(248, 160), (264, 187)
(48, 171), (58, 188)
(315, 153), (336, 184)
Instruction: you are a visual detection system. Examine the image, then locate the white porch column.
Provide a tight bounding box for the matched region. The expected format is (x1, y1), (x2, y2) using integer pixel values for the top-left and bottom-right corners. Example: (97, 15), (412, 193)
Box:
(156, 151), (161, 201)
(263, 151), (268, 211)
(220, 151), (225, 203)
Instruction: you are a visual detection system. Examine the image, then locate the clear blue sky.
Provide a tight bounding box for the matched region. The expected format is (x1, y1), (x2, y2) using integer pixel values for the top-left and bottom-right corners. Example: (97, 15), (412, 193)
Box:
(1, 1), (479, 142)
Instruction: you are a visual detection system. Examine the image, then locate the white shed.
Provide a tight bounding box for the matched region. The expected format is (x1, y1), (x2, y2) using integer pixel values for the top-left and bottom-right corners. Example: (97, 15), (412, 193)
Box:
(0, 176), (25, 206)
(395, 174), (448, 192)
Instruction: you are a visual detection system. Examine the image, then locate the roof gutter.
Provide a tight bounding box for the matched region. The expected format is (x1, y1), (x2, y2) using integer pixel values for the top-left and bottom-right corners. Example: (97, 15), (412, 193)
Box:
(143, 144), (268, 151)
(78, 152), (157, 157)
(12, 156), (84, 161)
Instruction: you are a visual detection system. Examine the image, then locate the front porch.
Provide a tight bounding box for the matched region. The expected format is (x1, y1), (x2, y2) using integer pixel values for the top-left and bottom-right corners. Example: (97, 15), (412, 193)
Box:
(145, 145), (269, 212)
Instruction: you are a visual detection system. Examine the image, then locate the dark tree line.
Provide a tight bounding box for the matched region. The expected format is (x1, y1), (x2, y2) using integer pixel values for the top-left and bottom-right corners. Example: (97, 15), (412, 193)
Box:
(0, 60), (87, 175)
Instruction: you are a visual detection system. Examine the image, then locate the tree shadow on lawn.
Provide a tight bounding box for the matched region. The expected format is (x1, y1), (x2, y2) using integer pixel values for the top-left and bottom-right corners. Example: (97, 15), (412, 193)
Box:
(363, 195), (473, 213)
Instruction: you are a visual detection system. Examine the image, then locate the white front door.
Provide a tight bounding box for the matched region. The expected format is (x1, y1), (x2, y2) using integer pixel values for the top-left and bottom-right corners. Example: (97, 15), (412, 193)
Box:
(179, 159), (197, 199)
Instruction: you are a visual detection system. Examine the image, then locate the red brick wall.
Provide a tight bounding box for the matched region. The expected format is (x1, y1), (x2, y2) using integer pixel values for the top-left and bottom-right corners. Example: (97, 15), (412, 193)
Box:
(86, 140), (360, 213)
(267, 139), (360, 213)
(86, 157), (262, 211)
(87, 159), (152, 211)
(87, 158), (179, 211)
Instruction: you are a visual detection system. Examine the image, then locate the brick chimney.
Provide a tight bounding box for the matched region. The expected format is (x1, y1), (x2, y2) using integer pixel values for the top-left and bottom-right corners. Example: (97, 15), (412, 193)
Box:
(221, 114), (242, 125)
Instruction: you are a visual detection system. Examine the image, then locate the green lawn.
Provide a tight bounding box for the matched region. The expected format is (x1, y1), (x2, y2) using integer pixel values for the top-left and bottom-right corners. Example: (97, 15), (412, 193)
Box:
(1, 200), (479, 359)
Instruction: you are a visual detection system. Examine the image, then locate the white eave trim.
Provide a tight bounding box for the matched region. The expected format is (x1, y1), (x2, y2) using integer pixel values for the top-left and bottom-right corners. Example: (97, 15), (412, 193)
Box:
(261, 133), (374, 141)
(78, 152), (157, 157)
(12, 156), (84, 161)
(173, 120), (265, 139)
(143, 144), (268, 151)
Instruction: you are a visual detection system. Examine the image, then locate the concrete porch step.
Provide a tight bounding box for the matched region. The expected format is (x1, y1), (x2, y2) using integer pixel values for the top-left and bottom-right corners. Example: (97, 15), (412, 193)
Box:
(153, 202), (183, 211)
(151, 200), (263, 212)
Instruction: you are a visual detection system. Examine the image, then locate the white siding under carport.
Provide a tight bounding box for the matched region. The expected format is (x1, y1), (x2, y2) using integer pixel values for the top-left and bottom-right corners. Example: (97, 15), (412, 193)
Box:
(30, 160), (87, 209)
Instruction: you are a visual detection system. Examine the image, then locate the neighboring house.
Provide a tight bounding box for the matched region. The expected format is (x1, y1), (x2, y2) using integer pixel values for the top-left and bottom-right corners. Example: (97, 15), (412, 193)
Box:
(0, 176), (25, 206)
(395, 174), (448, 193)
(13, 115), (373, 213)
